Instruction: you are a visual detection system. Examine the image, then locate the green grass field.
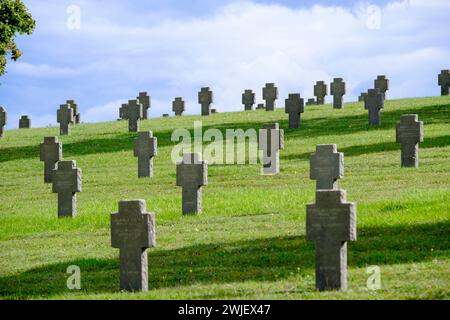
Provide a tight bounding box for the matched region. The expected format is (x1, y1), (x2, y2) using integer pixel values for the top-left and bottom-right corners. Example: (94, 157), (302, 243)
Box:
(0, 96), (449, 300)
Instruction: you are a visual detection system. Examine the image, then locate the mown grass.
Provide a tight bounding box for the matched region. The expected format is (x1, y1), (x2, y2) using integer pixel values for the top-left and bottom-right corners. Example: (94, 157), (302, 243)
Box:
(0, 96), (449, 300)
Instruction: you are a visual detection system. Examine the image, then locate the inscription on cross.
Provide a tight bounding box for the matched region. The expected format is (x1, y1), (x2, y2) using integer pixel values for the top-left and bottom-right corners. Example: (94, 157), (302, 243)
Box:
(310, 144), (344, 190)
(242, 89), (255, 111)
(314, 81), (328, 105)
(285, 93), (304, 129)
(172, 97), (185, 116)
(396, 114), (424, 168)
(137, 92), (151, 119)
(374, 75), (389, 97)
(364, 88), (384, 126)
(111, 200), (156, 292)
(57, 104), (74, 135)
(438, 70), (450, 96)
(128, 100), (143, 132)
(330, 78), (346, 109)
(0, 106), (6, 137)
(40, 137), (62, 183)
(259, 123), (284, 175)
(134, 131), (158, 178)
(52, 160), (82, 218)
(306, 190), (357, 291)
(176, 153), (208, 214)
(262, 83), (278, 111)
(198, 87), (213, 116)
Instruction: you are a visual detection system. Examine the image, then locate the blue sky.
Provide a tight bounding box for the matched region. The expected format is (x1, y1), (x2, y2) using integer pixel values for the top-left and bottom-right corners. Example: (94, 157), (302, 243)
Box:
(1, 0), (449, 128)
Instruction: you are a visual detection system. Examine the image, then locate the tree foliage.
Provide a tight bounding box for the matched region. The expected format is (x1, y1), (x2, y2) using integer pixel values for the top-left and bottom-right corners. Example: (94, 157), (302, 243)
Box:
(0, 0), (35, 76)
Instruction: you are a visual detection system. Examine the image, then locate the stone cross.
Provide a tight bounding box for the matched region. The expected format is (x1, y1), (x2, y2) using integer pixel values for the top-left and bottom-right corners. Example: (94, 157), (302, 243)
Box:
(0, 106), (6, 137)
(172, 97), (185, 116)
(242, 89), (255, 111)
(111, 200), (156, 292)
(162, 114), (169, 117)
(306, 189), (357, 291)
(330, 78), (346, 109)
(57, 104), (74, 135)
(19, 115), (30, 129)
(211, 109), (217, 114)
(438, 70), (450, 96)
(176, 153), (208, 214)
(364, 88), (384, 126)
(310, 144), (344, 190)
(198, 87), (213, 116)
(358, 92), (367, 102)
(259, 123), (284, 175)
(128, 100), (143, 132)
(314, 81), (328, 105)
(137, 92), (151, 119)
(256, 103), (265, 110)
(374, 75), (389, 97)
(285, 93), (304, 129)
(66, 100), (80, 124)
(306, 98), (316, 106)
(119, 103), (129, 120)
(396, 114), (424, 168)
(262, 83), (278, 111)
(40, 137), (62, 183)
(134, 131), (157, 178)
(52, 160), (82, 218)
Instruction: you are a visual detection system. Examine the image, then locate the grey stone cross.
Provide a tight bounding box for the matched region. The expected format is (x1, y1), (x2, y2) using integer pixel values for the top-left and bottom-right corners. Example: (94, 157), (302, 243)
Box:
(0, 106), (6, 137)
(52, 160), (82, 218)
(314, 81), (328, 105)
(40, 136), (62, 183)
(259, 123), (284, 175)
(242, 89), (255, 111)
(306, 98), (316, 106)
(330, 78), (346, 109)
(306, 189), (357, 291)
(137, 92), (151, 119)
(438, 70), (450, 96)
(57, 104), (75, 135)
(374, 75), (389, 97)
(285, 93), (304, 129)
(358, 92), (367, 102)
(128, 100), (143, 132)
(19, 115), (30, 129)
(364, 88), (384, 126)
(172, 97), (185, 116)
(176, 153), (208, 214)
(310, 144), (344, 190)
(111, 200), (156, 292)
(134, 131), (157, 178)
(256, 103), (265, 110)
(396, 114), (424, 168)
(198, 87), (213, 116)
(66, 100), (80, 124)
(119, 103), (129, 120)
(262, 83), (278, 111)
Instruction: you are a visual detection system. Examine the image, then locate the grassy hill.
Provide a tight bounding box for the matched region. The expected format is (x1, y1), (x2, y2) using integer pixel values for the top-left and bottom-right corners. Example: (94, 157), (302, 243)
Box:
(0, 96), (449, 300)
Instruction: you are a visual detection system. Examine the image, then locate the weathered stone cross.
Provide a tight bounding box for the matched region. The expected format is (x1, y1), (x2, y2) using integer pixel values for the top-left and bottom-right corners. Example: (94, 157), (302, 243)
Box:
(314, 81), (327, 105)
(374, 75), (389, 97)
(128, 100), (143, 132)
(330, 78), (346, 109)
(310, 144), (344, 190)
(259, 123), (284, 175)
(119, 103), (129, 120)
(306, 189), (357, 291)
(242, 89), (255, 111)
(57, 104), (75, 135)
(176, 153), (208, 214)
(262, 83), (278, 111)
(396, 114), (424, 168)
(198, 87), (213, 116)
(137, 92), (151, 119)
(134, 131), (158, 178)
(438, 70), (450, 96)
(284, 93), (304, 129)
(364, 88), (384, 126)
(172, 97), (185, 116)
(0, 106), (6, 137)
(52, 160), (82, 218)
(111, 200), (156, 292)
(66, 100), (80, 124)
(358, 92), (367, 102)
(19, 115), (30, 129)
(40, 136), (62, 183)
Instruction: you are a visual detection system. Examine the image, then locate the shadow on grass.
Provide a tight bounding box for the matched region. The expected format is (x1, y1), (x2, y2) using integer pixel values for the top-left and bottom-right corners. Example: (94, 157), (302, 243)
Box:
(0, 220), (448, 299)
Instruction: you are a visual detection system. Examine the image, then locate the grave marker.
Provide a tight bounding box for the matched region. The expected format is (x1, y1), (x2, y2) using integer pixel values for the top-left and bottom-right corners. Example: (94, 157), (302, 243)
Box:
(256, 103), (265, 110)
(438, 70), (450, 96)
(40, 137), (62, 183)
(120, 103), (129, 120)
(176, 153), (208, 214)
(0, 106), (6, 137)
(263, 83), (278, 111)
(52, 160), (82, 218)
(310, 144), (344, 190)
(198, 87), (213, 116)
(306, 98), (316, 106)
(111, 200), (156, 292)
(314, 81), (328, 105)
(242, 89), (255, 111)
(364, 88), (384, 126)
(137, 92), (151, 119)
(285, 93), (304, 129)
(128, 100), (143, 132)
(19, 115), (30, 129)
(396, 114), (424, 168)
(134, 131), (157, 178)
(172, 97), (185, 116)
(358, 92), (367, 102)
(259, 123), (284, 175)
(57, 104), (74, 135)
(66, 100), (80, 124)
(374, 75), (389, 97)
(330, 78), (346, 109)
